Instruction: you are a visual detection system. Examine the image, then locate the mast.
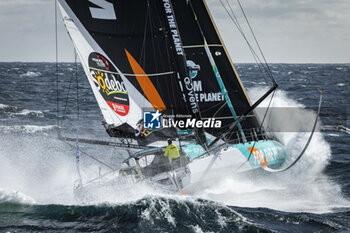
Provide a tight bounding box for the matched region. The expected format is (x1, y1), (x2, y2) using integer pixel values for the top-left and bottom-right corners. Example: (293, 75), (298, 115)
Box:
(161, 0), (207, 146)
(161, 0), (199, 116)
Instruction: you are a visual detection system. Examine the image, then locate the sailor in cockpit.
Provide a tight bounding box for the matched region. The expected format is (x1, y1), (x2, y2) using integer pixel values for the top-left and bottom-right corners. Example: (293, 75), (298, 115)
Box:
(164, 139), (180, 168)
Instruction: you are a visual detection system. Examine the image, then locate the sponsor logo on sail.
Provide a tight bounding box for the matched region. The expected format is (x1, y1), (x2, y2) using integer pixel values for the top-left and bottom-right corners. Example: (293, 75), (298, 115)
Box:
(186, 60), (225, 103)
(88, 53), (130, 116)
(91, 55), (110, 70)
(187, 60), (200, 79)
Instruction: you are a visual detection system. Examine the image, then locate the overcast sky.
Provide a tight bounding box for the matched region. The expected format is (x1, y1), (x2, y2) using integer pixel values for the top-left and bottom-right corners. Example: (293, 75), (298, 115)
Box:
(0, 0), (349, 63)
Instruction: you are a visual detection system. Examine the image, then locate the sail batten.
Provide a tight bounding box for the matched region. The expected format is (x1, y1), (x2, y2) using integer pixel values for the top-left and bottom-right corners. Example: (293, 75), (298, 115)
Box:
(88, 67), (175, 77)
(183, 44), (223, 48)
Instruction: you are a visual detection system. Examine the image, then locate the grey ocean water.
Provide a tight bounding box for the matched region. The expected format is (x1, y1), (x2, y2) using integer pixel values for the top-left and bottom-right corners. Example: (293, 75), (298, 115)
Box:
(0, 62), (349, 232)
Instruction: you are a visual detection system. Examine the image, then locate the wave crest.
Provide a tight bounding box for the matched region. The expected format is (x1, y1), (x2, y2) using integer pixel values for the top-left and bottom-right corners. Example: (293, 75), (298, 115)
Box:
(20, 71), (41, 77)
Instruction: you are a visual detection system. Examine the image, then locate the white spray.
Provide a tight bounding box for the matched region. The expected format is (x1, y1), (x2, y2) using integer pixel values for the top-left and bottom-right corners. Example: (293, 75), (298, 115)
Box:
(0, 89), (349, 213)
(192, 88), (350, 213)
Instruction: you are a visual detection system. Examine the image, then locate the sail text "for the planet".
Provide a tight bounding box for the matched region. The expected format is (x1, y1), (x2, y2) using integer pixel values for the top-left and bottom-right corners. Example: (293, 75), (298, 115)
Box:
(163, 0), (184, 56)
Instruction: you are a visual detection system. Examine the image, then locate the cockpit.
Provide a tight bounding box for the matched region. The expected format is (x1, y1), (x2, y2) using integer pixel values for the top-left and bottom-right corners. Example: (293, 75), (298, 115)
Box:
(119, 147), (189, 179)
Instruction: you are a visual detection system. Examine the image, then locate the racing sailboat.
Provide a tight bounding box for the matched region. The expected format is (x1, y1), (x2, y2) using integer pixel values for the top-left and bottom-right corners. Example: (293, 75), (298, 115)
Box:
(57, 0), (288, 195)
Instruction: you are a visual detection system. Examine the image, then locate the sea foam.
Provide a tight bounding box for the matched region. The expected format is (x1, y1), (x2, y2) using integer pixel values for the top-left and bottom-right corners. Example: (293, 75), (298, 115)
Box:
(20, 71), (41, 78)
(0, 189), (35, 205)
(191, 88), (350, 213)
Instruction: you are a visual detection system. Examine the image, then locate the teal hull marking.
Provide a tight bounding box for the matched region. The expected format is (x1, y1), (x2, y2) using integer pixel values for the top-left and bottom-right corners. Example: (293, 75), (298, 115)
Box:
(182, 140), (286, 169)
(233, 140), (286, 168)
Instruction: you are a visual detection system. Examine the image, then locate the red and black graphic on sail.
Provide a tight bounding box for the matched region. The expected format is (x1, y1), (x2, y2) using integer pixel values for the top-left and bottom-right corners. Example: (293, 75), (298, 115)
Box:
(89, 52), (130, 116)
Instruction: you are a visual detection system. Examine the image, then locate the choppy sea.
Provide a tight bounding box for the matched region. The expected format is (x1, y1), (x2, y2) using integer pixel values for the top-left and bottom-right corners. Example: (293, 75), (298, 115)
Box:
(0, 62), (349, 232)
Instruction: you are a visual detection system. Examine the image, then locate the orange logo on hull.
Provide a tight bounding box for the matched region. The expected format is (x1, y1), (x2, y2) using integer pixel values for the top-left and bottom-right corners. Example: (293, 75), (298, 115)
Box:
(248, 147), (268, 167)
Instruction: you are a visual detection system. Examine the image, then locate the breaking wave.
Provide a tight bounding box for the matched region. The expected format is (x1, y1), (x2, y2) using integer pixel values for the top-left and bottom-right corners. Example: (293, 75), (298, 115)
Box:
(322, 125), (350, 135)
(0, 103), (13, 110)
(0, 196), (267, 232)
(20, 71), (42, 77)
(189, 88), (350, 213)
(0, 125), (56, 133)
(9, 109), (46, 117)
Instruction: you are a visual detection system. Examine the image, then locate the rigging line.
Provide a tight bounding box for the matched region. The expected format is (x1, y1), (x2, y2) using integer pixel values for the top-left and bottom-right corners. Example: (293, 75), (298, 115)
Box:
(211, 102), (228, 118)
(230, 88), (276, 142)
(82, 151), (133, 186)
(208, 83), (277, 148)
(82, 169), (119, 187)
(74, 47), (82, 186)
(236, 0), (275, 82)
(55, 0), (60, 135)
(193, 141), (227, 161)
(60, 69), (74, 127)
(220, 1), (260, 63)
(148, 1), (158, 74)
(61, 139), (115, 171)
(227, 124), (239, 142)
(227, 0), (274, 82)
(75, 48), (79, 122)
(226, 0), (272, 82)
(140, 2), (150, 67)
(201, 101), (226, 115)
(148, 1), (165, 102)
(223, 1), (270, 82)
(224, 0), (270, 84)
(219, 0), (272, 83)
(60, 48), (79, 127)
(214, 87), (276, 145)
